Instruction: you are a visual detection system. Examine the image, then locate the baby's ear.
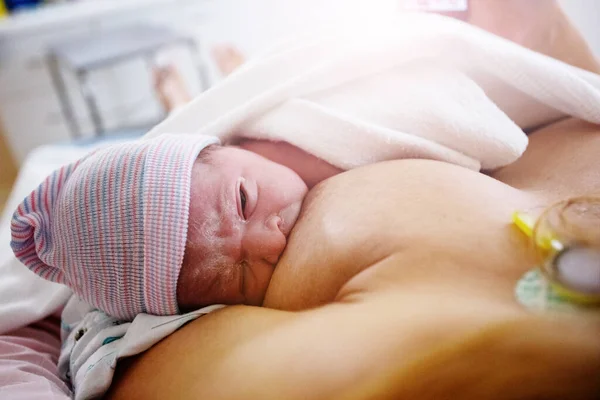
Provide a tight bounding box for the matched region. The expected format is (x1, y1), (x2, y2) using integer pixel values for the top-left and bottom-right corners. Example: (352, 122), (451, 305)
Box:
(338, 315), (600, 400)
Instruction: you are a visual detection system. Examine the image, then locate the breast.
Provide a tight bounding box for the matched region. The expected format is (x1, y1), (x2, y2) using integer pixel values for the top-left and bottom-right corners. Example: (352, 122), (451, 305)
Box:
(264, 159), (541, 311)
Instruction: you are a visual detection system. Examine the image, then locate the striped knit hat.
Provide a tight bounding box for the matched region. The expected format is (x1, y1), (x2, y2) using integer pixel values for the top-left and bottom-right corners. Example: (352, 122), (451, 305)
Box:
(10, 134), (219, 320)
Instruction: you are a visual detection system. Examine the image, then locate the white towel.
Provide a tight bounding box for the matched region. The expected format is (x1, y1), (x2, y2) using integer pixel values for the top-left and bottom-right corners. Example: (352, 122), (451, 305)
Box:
(2, 13), (600, 335)
(145, 13), (600, 171)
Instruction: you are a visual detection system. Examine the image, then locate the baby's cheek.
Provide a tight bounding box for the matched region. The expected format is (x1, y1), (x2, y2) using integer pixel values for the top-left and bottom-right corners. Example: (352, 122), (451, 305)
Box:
(176, 259), (209, 311)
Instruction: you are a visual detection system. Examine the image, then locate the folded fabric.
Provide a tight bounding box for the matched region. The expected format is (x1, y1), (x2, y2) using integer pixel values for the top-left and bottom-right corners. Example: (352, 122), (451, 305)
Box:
(58, 297), (223, 400)
(0, 315), (71, 399)
(147, 13), (600, 171)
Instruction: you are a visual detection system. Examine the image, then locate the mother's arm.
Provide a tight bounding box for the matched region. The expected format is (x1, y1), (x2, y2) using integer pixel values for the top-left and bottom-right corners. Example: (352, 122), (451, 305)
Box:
(107, 287), (462, 399)
(107, 255), (473, 400)
(107, 299), (375, 399)
(106, 260), (600, 400)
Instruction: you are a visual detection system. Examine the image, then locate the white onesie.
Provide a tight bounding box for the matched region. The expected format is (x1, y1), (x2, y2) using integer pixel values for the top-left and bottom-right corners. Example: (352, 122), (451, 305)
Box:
(58, 296), (224, 400)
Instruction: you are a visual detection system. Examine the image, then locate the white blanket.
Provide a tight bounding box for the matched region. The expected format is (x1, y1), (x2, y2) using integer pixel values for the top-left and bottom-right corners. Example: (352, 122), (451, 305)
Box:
(2, 13), (600, 334)
(146, 13), (600, 171)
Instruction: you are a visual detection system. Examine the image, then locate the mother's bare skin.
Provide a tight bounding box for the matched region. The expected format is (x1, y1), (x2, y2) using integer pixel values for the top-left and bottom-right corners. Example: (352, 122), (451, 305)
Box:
(108, 2), (600, 399)
(468, 0), (599, 73)
(108, 148), (600, 399)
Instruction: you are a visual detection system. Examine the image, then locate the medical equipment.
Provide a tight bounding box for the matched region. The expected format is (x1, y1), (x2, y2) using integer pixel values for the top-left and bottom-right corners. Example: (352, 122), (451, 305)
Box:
(513, 210), (600, 306)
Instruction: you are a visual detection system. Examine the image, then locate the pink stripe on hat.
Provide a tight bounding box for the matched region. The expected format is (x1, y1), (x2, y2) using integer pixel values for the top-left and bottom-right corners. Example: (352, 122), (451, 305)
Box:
(10, 134), (219, 320)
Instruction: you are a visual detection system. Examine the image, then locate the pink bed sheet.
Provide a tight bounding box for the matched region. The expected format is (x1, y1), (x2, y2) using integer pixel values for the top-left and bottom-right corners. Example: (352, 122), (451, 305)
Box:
(0, 316), (71, 399)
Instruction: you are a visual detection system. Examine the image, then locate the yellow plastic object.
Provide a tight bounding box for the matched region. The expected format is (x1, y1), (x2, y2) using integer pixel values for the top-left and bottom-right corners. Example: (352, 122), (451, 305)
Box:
(513, 211), (600, 306)
(512, 211), (534, 238)
(0, 2), (7, 18)
(512, 212), (563, 253)
(549, 280), (600, 306)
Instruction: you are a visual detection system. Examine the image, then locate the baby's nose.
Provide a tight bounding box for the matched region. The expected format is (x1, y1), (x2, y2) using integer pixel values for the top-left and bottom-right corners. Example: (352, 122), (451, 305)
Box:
(245, 215), (286, 266)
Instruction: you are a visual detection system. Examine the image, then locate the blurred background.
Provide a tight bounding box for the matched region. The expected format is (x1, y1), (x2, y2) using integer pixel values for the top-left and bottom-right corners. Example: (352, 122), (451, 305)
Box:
(0, 0), (599, 209)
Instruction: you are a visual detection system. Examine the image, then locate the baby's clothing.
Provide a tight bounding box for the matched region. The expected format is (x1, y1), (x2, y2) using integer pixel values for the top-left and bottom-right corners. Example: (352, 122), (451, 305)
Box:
(58, 295), (224, 399)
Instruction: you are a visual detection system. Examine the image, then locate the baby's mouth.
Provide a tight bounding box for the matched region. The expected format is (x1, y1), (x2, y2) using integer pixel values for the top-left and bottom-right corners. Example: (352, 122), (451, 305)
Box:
(278, 201), (303, 238)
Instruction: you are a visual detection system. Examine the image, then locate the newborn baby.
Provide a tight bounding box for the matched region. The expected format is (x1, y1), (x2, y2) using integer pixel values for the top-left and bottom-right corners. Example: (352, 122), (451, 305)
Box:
(178, 140), (308, 311)
(10, 134), (325, 320)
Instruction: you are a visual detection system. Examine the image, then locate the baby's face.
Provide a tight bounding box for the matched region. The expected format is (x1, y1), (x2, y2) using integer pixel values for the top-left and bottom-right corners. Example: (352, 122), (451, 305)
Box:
(177, 146), (308, 311)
